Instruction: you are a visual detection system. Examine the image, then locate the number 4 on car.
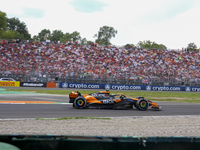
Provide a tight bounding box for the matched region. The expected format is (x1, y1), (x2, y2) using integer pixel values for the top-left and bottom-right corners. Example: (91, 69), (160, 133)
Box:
(69, 91), (161, 110)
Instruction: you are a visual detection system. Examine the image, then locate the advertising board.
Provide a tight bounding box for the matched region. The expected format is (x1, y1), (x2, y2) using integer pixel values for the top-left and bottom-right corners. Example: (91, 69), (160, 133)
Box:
(47, 82), (57, 88)
(20, 82), (47, 87)
(59, 82), (200, 92)
(0, 81), (20, 87)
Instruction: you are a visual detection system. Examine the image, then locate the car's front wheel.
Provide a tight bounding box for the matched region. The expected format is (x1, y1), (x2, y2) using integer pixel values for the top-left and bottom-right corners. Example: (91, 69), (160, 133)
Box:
(136, 98), (149, 111)
(73, 97), (87, 109)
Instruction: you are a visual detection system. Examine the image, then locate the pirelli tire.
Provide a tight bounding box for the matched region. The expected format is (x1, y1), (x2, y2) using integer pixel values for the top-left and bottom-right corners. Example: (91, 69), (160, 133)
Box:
(136, 98), (149, 111)
(73, 96), (87, 109)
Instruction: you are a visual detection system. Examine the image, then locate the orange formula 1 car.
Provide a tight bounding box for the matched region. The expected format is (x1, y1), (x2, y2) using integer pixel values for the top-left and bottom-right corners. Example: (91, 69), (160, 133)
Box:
(69, 91), (161, 111)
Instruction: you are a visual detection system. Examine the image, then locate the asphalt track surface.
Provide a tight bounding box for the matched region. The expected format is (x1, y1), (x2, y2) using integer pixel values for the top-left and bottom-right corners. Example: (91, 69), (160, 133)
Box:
(0, 87), (200, 119)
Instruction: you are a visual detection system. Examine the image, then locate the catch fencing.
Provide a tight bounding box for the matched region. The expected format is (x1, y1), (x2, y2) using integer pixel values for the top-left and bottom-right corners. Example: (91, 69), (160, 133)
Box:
(1, 73), (200, 87)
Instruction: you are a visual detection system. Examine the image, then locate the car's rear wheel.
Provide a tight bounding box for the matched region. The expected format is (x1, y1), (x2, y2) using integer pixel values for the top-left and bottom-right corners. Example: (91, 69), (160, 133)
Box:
(74, 97), (87, 109)
(136, 98), (149, 111)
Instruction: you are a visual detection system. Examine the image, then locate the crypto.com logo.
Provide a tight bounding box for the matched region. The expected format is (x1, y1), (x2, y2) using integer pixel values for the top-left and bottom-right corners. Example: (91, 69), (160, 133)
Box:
(62, 83), (68, 88)
(146, 86), (151, 91)
(185, 87), (191, 92)
(105, 84), (111, 90)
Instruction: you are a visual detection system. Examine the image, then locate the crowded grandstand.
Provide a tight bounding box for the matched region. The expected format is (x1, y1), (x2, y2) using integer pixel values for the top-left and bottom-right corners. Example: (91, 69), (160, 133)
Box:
(0, 40), (200, 87)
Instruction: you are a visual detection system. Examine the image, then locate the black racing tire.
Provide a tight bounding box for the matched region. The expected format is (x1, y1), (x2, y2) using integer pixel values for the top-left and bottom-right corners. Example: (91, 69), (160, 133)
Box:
(136, 98), (149, 111)
(74, 97), (87, 109)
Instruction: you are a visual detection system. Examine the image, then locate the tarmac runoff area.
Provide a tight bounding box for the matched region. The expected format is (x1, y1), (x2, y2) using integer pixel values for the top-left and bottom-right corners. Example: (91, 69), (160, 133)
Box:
(0, 88), (68, 104)
(0, 88), (200, 137)
(0, 88), (38, 94)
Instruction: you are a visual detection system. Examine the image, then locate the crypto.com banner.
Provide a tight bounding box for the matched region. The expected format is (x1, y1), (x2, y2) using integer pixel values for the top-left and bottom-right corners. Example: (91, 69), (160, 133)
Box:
(59, 82), (200, 92)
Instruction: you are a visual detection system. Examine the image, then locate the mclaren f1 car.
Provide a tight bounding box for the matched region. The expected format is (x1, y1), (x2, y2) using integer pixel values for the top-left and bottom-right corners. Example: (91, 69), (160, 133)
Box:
(69, 91), (161, 111)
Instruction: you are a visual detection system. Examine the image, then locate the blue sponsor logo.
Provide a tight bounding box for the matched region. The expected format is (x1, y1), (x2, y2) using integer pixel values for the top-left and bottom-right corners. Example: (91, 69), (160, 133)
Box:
(60, 83), (100, 89)
(59, 82), (200, 92)
(110, 85), (141, 90)
(185, 87), (191, 92)
(105, 84), (111, 90)
(146, 86), (181, 91)
(62, 83), (68, 88)
(146, 86), (151, 91)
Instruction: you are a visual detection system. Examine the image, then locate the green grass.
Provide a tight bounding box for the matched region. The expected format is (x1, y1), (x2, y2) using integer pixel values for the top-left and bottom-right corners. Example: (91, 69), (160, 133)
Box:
(36, 117), (111, 120)
(6, 89), (200, 103)
(6, 89), (97, 95)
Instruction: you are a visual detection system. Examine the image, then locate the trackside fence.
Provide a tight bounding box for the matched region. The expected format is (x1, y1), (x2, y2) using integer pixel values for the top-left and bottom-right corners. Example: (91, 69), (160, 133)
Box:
(1, 73), (200, 87)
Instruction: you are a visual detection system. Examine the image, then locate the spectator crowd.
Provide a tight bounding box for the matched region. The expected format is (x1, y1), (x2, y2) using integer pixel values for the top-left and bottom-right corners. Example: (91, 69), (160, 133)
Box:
(0, 40), (200, 84)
